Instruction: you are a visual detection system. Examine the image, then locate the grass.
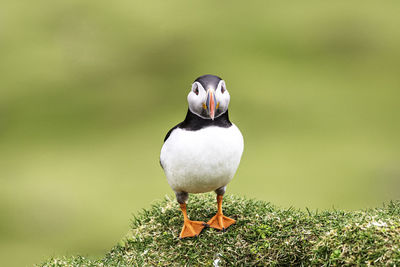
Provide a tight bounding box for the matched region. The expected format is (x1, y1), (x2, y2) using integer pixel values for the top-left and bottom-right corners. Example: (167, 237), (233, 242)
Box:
(39, 194), (400, 266)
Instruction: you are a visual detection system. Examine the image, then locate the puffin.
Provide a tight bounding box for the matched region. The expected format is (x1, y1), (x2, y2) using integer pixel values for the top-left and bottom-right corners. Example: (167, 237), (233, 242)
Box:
(160, 74), (244, 238)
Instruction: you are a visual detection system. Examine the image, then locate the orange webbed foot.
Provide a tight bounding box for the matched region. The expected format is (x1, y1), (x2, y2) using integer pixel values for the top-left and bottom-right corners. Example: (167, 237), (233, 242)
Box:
(207, 213), (236, 231)
(179, 220), (206, 239)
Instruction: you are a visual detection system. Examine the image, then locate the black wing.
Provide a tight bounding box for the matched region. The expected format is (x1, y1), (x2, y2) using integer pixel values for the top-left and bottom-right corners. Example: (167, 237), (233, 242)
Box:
(160, 122), (181, 169)
(163, 122), (181, 142)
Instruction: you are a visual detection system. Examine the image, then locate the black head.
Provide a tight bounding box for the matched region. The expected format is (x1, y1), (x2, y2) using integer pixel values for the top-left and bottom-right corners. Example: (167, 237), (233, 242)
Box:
(188, 74), (230, 120)
(194, 74), (222, 91)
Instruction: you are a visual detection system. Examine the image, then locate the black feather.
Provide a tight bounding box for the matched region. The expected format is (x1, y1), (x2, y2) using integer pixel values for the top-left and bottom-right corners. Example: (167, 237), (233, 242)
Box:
(163, 109), (231, 143)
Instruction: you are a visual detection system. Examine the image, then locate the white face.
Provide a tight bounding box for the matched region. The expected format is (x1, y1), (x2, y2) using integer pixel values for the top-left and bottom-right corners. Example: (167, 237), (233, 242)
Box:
(187, 80), (230, 120)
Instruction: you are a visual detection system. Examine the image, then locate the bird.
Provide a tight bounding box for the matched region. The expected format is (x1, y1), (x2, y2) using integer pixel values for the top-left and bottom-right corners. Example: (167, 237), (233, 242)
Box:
(160, 74), (244, 239)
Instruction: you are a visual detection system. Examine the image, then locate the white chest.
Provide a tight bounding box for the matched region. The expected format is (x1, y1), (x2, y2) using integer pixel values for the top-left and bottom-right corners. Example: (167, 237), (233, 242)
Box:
(160, 124), (244, 193)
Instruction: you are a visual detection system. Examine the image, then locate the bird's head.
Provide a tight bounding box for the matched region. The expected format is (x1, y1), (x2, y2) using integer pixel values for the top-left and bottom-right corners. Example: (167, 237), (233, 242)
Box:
(187, 74), (230, 120)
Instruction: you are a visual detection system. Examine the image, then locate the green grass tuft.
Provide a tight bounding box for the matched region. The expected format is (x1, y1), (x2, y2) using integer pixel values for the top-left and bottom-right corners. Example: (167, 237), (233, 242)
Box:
(39, 194), (400, 266)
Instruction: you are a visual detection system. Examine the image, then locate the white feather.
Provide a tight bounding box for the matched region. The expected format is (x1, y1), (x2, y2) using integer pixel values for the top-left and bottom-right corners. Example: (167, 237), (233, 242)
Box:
(160, 124), (244, 193)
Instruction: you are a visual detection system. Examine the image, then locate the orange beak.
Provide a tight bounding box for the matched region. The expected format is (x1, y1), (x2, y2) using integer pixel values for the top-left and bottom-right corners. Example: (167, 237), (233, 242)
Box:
(206, 88), (217, 120)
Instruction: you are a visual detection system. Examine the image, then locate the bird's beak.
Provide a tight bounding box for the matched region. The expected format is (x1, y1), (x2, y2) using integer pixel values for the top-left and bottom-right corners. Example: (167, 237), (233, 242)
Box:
(206, 88), (217, 120)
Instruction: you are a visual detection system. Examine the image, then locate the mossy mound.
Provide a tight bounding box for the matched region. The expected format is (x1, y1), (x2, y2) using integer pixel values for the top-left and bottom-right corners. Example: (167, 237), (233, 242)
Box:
(40, 194), (400, 266)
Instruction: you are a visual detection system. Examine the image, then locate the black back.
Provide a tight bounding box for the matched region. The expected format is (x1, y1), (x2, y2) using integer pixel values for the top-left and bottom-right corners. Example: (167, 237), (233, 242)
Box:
(163, 109), (232, 142)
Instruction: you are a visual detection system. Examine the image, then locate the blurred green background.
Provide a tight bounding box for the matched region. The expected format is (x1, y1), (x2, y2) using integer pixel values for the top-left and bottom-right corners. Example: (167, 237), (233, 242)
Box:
(1, 0), (400, 266)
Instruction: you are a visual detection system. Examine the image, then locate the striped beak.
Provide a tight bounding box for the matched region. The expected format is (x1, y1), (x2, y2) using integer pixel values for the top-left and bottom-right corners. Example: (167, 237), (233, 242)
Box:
(206, 88), (217, 120)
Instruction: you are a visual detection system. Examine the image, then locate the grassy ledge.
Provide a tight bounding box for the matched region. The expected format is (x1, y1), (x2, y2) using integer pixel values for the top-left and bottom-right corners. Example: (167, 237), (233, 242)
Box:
(40, 194), (400, 266)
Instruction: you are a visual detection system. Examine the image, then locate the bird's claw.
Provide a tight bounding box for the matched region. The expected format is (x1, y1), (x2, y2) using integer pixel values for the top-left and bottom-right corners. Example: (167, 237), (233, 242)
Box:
(179, 220), (206, 239)
(206, 213), (236, 231)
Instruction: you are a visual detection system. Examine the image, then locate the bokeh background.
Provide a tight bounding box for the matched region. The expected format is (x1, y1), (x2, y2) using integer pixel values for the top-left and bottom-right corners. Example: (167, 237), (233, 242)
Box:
(1, 1), (400, 266)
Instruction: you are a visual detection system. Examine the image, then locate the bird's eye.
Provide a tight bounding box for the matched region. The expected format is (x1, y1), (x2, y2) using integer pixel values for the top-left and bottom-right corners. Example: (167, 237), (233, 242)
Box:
(193, 86), (199, 95)
(221, 85), (225, 94)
